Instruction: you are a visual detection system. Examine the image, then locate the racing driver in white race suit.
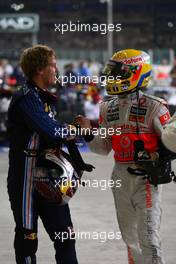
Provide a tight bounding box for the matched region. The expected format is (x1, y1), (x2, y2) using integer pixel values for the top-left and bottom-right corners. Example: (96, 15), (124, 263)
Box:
(75, 49), (171, 264)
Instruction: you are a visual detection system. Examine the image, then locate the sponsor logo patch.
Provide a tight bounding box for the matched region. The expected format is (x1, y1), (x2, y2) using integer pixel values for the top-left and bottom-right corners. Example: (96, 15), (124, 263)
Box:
(123, 56), (143, 65)
(107, 104), (119, 121)
(159, 112), (170, 125)
(129, 115), (145, 123)
(24, 233), (37, 240)
(120, 136), (131, 148)
(130, 106), (147, 116)
(107, 113), (119, 122)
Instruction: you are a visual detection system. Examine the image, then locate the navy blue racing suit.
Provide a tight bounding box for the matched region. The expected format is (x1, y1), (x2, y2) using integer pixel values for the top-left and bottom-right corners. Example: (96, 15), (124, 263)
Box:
(7, 82), (78, 264)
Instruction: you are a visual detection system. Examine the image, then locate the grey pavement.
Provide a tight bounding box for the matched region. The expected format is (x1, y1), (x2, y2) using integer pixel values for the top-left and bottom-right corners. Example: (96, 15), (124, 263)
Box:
(0, 151), (176, 263)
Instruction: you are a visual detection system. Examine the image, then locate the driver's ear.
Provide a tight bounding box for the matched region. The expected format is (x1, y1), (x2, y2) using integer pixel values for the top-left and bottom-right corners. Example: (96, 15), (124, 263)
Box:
(37, 67), (44, 76)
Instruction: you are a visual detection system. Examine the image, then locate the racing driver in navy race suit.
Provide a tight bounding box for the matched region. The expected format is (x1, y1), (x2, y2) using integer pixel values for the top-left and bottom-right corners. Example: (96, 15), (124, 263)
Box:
(75, 49), (171, 264)
(7, 45), (78, 264)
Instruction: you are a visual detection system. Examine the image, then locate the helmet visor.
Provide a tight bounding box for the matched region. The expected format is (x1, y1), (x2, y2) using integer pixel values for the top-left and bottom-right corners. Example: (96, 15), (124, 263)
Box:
(103, 60), (138, 80)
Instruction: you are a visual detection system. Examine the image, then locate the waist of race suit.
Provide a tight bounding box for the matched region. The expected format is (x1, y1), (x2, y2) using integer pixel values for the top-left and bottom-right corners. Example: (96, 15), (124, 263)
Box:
(113, 155), (147, 175)
(112, 147), (161, 177)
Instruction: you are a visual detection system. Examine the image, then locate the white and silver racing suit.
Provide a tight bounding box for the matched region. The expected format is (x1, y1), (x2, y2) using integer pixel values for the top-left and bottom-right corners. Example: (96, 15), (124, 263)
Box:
(88, 91), (170, 264)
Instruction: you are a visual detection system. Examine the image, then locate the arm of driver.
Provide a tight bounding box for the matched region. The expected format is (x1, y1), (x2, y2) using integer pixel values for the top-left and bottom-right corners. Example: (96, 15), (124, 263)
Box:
(152, 102), (176, 152)
(88, 102), (112, 155)
(161, 114), (176, 153)
(152, 103), (171, 136)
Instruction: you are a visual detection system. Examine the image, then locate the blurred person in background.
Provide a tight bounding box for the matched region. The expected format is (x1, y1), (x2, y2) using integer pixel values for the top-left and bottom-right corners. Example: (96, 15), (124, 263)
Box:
(64, 63), (78, 82)
(77, 60), (90, 78)
(83, 84), (101, 126)
(87, 60), (102, 79)
(0, 89), (12, 137)
(84, 93), (100, 122)
(170, 60), (176, 87)
(13, 63), (26, 86)
(75, 49), (170, 264)
(4, 59), (14, 76)
(0, 59), (14, 88)
(57, 63), (78, 123)
(7, 45), (78, 264)
(0, 59), (15, 140)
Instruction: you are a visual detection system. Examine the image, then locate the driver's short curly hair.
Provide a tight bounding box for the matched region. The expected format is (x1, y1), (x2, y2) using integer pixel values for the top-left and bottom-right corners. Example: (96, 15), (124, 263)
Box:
(20, 45), (55, 80)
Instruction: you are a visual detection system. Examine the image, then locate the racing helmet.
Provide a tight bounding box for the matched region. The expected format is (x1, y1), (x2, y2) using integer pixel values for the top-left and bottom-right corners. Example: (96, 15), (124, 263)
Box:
(103, 49), (152, 95)
(34, 149), (81, 205)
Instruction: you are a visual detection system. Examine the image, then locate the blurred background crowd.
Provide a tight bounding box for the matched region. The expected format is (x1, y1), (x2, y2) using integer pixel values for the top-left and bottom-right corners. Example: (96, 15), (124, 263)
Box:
(0, 0), (176, 143)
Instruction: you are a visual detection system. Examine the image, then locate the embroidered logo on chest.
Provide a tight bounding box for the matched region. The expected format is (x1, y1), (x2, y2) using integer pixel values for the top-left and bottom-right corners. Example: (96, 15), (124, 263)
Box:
(107, 103), (119, 122)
